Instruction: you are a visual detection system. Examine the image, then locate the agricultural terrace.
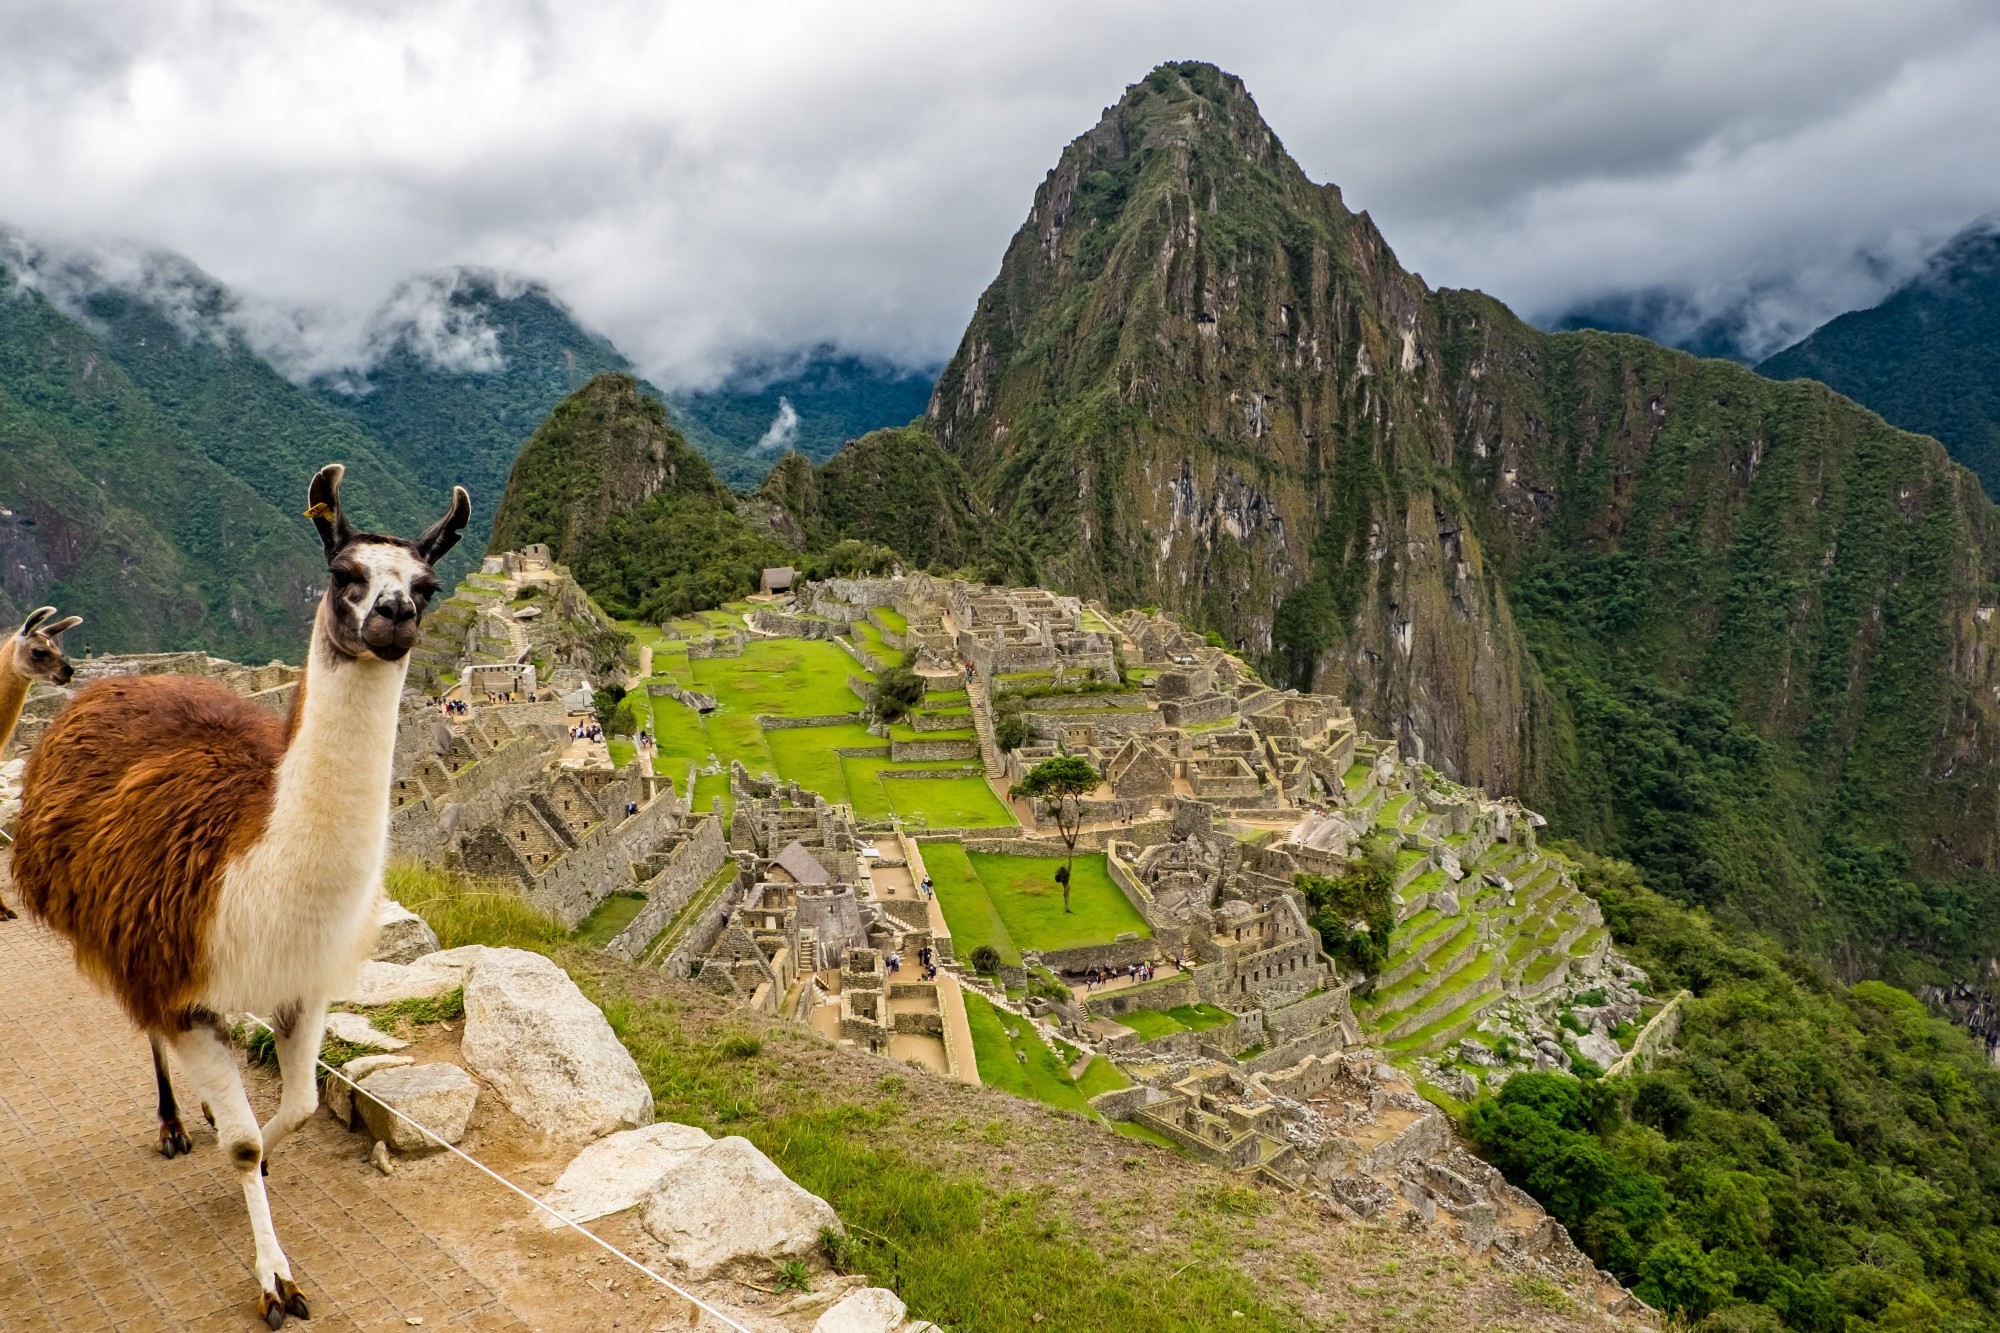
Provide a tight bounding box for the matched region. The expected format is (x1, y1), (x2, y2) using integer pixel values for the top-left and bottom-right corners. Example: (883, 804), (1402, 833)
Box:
(924, 846), (1150, 967)
(634, 627), (1013, 829)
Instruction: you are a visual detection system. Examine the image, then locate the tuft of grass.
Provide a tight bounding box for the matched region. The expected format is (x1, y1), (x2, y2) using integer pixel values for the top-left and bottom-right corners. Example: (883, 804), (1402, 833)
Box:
(385, 861), (566, 954)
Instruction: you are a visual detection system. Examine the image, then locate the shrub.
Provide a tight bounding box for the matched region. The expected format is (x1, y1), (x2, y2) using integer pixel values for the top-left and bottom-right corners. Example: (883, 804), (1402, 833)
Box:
(969, 944), (1003, 975)
(871, 667), (928, 723)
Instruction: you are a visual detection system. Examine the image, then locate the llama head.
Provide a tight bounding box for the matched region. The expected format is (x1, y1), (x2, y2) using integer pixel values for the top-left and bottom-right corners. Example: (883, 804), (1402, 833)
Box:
(306, 463), (471, 663)
(10, 606), (82, 685)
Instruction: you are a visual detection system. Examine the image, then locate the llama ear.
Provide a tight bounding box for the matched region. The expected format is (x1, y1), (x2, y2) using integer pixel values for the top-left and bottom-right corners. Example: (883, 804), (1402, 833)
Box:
(306, 463), (355, 562)
(414, 486), (472, 566)
(18, 606), (55, 636)
(43, 615), (82, 638)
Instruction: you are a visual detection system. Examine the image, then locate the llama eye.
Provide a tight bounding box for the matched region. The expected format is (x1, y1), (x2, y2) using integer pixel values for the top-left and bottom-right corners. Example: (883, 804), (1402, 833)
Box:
(330, 568), (361, 589)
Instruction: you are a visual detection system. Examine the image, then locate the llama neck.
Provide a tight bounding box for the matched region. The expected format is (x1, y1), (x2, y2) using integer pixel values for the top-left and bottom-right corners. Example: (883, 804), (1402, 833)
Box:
(0, 644), (27, 754)
(264, 631), (409, 879)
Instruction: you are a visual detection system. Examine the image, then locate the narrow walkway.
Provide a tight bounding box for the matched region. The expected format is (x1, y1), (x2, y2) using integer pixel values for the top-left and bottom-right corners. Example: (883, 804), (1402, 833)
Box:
(0, 912), (536, 1331)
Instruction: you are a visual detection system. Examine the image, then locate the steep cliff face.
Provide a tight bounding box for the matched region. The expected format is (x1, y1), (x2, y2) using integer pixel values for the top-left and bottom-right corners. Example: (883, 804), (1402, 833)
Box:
(922, 62), (1540, 791)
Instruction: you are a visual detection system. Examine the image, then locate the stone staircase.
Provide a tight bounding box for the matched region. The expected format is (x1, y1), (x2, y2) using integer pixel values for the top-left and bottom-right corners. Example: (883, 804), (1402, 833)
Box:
(964, 674), (1006, 779)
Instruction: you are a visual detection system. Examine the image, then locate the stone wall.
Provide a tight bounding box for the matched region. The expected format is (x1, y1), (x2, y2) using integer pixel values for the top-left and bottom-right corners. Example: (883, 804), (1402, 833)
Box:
(1085, 973), (1197, 1018)
(604, 816), (729, 961)
(1261, 985), (1353, 1046)
(759, 713), (864, 730)
(746, 608), (843, 640)
(521, 790), (684, 927)
(890, 737), (978, 762)
(661, 863), (754, 980)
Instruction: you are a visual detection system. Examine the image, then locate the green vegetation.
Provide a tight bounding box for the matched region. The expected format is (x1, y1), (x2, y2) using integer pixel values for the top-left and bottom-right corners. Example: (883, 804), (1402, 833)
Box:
(1297, 848), (1394, 976)
(1009, 755), (1101, 911)
(1465, 849), (2000, 1330)
(384, 860), (567, 953)
(1759, 226), (2000, 499)
(1109, 1003), (1234, 1040)
(928, 847), (1150, 963)
(573, 890), (648, 948)
(488, 374), (791, 620)
(962, 991), (1104, 1117)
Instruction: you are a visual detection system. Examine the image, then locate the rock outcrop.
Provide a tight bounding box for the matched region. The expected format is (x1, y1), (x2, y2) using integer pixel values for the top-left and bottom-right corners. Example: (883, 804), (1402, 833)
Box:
(356, 1062), (479, 1153)
(459, 947), (654, 1142)
(638, 1135), (842, 1277)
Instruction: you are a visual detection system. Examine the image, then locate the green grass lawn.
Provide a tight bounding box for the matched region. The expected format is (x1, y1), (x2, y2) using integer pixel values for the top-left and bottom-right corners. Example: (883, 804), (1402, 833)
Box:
(962, 991), (1100, 1117)
(1075, 1053), (1132, 1098)
(607, 737), (636, 768)
(573, 891), (647, 948)
(871, 605), (908, 634)
(689, 639), (869, 717)
(1110, 1002), (1234, 1040)
(967, 851), (1150, 953)
(885, 778), (1014, 828)
(926, 842), (1020, 965)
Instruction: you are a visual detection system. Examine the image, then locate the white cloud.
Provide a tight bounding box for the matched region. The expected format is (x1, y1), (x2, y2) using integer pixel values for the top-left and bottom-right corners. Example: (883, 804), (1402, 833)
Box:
(1, 0), (1995, 381)
(754, 397), (800, 454)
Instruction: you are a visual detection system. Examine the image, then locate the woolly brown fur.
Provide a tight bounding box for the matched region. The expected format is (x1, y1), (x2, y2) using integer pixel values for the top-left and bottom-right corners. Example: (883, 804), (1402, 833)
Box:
(12, 675), (290, 1031)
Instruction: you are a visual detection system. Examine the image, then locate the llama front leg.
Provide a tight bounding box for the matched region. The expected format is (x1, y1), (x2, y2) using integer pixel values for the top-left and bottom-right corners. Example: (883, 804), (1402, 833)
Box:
(170, 1021), (311, 1328)
(259, 1000), (325, 1160)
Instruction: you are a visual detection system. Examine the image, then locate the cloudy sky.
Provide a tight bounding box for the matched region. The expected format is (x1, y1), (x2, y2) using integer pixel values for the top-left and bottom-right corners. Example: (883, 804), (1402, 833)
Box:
(3, 0), (1997, 385)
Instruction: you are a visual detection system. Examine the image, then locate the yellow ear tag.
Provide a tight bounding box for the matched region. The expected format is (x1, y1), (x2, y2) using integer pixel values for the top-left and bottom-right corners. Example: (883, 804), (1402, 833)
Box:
(304, 502), (336, 521)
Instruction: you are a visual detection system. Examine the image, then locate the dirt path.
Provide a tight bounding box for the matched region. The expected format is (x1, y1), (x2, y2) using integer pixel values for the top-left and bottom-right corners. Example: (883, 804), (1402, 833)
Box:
(0, 900), (719, 1332)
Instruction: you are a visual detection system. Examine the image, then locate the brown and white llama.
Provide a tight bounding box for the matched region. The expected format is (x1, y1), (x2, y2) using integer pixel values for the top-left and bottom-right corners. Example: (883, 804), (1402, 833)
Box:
(13, 465), (468, 1329)
(1, 605), (83, 918)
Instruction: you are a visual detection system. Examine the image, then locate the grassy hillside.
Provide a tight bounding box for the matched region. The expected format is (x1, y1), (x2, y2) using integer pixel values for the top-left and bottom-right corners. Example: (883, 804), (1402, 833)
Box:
(1469, 849), (2000, 1330)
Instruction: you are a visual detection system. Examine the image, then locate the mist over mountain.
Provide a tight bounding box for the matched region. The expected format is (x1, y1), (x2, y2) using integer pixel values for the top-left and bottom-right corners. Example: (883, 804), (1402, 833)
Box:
(0, 233), (937, 654)
(1758, 220), (2000, 498)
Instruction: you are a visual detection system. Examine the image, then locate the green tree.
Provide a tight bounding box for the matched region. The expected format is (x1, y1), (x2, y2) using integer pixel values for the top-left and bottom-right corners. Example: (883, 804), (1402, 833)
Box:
(1010, 755), (1099, 912)
(1295, 844), (1395, 977)
(870, 667), (928, 723)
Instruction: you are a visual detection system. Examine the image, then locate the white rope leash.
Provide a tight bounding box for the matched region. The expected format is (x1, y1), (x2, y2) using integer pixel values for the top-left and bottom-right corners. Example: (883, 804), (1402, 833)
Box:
(242, 1011), (758, 1333)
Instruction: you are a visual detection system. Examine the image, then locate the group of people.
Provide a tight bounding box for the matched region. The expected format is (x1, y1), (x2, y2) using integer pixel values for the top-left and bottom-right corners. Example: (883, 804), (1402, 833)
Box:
(1079, 960), (1168, 990)
(882, 944), (940, 981)
(570, 722), (605, 743)
(438, 697), (469, 716)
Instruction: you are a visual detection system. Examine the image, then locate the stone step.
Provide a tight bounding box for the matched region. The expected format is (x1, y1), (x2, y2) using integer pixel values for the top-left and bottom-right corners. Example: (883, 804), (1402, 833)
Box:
(1375, 915), (1477, 994)
(1384, 955), (1502, 1042)
(1373, 926), (1489, 1020)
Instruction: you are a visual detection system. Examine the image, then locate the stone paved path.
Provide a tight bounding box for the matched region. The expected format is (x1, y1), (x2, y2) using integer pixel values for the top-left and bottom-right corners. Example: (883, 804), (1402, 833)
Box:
(0, 915), (536, 1333)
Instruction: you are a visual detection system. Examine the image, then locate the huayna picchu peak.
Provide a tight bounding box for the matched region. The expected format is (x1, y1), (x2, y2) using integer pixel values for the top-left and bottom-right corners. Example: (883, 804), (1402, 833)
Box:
(749, 62), (2000, 984)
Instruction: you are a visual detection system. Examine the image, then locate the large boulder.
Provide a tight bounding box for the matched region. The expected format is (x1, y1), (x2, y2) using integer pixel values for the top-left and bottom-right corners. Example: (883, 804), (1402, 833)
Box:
(639, 1136), (841, 1277)
(459, 948), (653, 1142)
(325, 1054), (414, 1129)
(324, 1011), (407, 1051)
(356, 1062), (479, 1153)
(540, 1122), (713, 1228)
(812, 1288), (906, 1333)
(372, 898), (442, 963)
(339, 946), (485, 1007)
(1575, 1028), (1623, 1071)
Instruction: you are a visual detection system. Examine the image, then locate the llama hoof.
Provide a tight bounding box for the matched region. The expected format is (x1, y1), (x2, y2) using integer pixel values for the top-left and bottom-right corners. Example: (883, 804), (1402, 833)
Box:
(202, 1103), (216, 1128)
(278, 1276), (310, 1320)
(0, 903), (16, 921)
(259, 1291), (287, 1329)
(157, 1119), (193, 1158)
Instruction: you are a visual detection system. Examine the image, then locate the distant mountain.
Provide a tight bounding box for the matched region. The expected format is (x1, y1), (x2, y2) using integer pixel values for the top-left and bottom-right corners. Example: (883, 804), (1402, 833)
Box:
(488, 373), (787, 621)
(1758, 223), (2000, 497)
(674, 353), (935, 467)
(0, 251), (334, 658)
(309, 271), (753, 527)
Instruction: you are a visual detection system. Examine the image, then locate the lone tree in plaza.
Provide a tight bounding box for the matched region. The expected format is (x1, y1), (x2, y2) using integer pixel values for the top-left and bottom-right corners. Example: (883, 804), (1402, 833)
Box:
(1010, 754), (1099, 912)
